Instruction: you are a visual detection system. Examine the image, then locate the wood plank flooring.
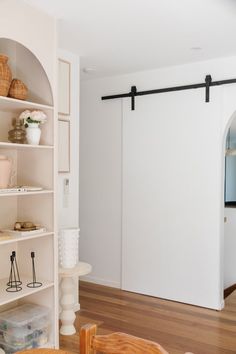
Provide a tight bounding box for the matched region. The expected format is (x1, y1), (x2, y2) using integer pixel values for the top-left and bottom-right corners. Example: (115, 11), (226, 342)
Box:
(59, 281), (236, 354)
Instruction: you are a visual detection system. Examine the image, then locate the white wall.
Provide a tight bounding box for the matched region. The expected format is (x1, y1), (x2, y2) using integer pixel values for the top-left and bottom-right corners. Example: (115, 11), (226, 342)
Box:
(57, 49), (80, 310)
(79, 91), (122, 288)
(58, 49), (80, 229)
(80, 56), (236, 308)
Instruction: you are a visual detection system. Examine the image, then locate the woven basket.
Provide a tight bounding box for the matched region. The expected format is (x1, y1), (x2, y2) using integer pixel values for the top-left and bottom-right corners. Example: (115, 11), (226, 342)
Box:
(8, 78), (28, 100)
(0, 54), (12, 97)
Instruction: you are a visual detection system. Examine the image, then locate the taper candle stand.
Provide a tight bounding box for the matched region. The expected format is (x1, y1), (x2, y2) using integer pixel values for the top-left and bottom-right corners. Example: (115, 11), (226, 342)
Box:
(7, 251), (22, 286)
(6, 254), (22, 292)
(27, 251), (42, 288)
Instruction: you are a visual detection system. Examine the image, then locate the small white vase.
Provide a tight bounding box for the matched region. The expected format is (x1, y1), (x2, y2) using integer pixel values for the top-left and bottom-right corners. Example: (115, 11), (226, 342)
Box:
(26, 123), (41, 145)
(59, 228), (80, 269)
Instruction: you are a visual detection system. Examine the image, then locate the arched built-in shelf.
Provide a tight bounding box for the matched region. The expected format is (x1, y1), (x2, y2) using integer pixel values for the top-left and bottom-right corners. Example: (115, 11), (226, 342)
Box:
(0, 37), (57, 350)
(0, 38), (53, 106)
(0, 38), (54, 146)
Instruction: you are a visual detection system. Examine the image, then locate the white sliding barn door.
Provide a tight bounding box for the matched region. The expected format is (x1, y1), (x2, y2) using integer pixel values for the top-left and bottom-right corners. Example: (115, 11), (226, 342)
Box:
(122, 87), (223, 309)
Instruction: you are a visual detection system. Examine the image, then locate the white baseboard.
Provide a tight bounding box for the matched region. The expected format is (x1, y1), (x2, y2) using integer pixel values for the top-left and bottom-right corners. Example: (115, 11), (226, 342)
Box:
(80, 275), (120, 289)
(220, 299), (225, 310)
(74, 303), (80, 312)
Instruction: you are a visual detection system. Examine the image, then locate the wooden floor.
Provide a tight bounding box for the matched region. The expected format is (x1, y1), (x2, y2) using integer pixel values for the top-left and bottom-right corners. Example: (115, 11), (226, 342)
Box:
(60, 281), (236, 354)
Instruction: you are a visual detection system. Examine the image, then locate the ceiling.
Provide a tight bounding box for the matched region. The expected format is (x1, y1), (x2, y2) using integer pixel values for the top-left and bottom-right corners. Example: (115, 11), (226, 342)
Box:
(24, 0), (236, 80)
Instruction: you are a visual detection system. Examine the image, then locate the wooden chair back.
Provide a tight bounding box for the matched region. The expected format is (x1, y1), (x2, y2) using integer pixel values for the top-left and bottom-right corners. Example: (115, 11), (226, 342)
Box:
(80, 324), (169, 354)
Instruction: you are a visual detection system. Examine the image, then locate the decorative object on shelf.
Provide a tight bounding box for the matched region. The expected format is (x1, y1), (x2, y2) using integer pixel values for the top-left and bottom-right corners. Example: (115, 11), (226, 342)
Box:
(7, 251), (22, 286)
(8, 118), (26, 144)
(26, 122), (43, 145)
(8, 78), (28, 100)
(0, 155), (12, 188)
(58, 119), (70, 172)
(2, 221), (46, 237)
(14, 221), (38, 231)
(0, 54), (12, 97)
(19, 110), (47, 145)
(27, 252), (42, 288)
(6, 254), (22, 293)
(59, 228), (79, 269)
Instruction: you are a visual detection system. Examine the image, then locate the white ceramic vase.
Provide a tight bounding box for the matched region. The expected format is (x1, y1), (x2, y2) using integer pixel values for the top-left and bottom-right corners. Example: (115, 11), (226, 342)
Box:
(26, 123), (41, 145)
(59, 228), (80, 269)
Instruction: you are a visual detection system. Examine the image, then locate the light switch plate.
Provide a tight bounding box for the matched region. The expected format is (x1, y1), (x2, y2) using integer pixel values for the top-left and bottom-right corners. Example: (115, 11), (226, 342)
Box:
(63, 178), (69, 208)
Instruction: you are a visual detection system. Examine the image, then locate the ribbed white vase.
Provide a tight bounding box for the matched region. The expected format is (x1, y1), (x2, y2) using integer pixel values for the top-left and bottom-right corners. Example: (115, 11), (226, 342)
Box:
(59, 228), (80, 269)
(26, 122), (41, 145)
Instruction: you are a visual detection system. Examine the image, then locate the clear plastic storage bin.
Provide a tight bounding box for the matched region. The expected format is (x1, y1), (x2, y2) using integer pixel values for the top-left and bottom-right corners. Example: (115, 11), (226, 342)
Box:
(0, 340), (33, 354)
(0, 304), (50, 353)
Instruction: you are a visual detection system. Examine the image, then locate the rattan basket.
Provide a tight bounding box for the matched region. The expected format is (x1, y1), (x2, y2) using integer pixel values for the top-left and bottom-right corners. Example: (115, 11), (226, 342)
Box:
(0, 54), (12, 97)
(8, 79), (28, 100)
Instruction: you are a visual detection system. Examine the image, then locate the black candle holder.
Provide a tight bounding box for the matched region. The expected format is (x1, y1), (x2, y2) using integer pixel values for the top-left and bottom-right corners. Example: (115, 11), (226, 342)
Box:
(6, 254), (22, 292)
(27, 252), (42, 288)
(7, 251), (22, 287)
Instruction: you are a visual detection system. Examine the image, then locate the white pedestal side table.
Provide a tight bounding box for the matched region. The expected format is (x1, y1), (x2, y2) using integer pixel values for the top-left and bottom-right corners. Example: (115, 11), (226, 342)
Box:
(59, 262), (92, 335)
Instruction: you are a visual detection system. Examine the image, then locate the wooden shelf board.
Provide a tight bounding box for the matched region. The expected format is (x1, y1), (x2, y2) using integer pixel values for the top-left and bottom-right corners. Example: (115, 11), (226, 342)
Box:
(0, 142), (54, 150)
(0, 232), (54, 246)
(0, 276), (54, 306)
(0, 96), (53, 113)
(0, 190), (54, 197)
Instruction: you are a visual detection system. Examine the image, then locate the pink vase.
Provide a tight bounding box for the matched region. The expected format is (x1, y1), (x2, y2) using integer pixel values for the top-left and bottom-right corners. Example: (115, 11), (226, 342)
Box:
(0, 155), (11, 188)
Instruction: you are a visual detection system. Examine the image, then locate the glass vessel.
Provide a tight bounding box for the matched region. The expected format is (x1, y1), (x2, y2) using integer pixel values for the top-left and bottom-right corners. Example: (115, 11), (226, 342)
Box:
(8, 118), (26, 144)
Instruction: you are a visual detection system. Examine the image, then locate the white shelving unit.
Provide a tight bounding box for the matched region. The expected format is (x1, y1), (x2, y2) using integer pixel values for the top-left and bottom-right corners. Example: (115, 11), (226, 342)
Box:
(0, 38), (58, 349)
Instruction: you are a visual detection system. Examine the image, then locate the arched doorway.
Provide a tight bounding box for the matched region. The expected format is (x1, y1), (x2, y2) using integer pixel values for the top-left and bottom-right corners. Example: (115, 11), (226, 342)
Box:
(223, 112), (236, 297)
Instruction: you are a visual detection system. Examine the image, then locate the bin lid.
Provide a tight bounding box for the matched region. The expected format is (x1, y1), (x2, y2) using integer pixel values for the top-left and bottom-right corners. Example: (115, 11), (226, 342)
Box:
(0, 304), (49, 327)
